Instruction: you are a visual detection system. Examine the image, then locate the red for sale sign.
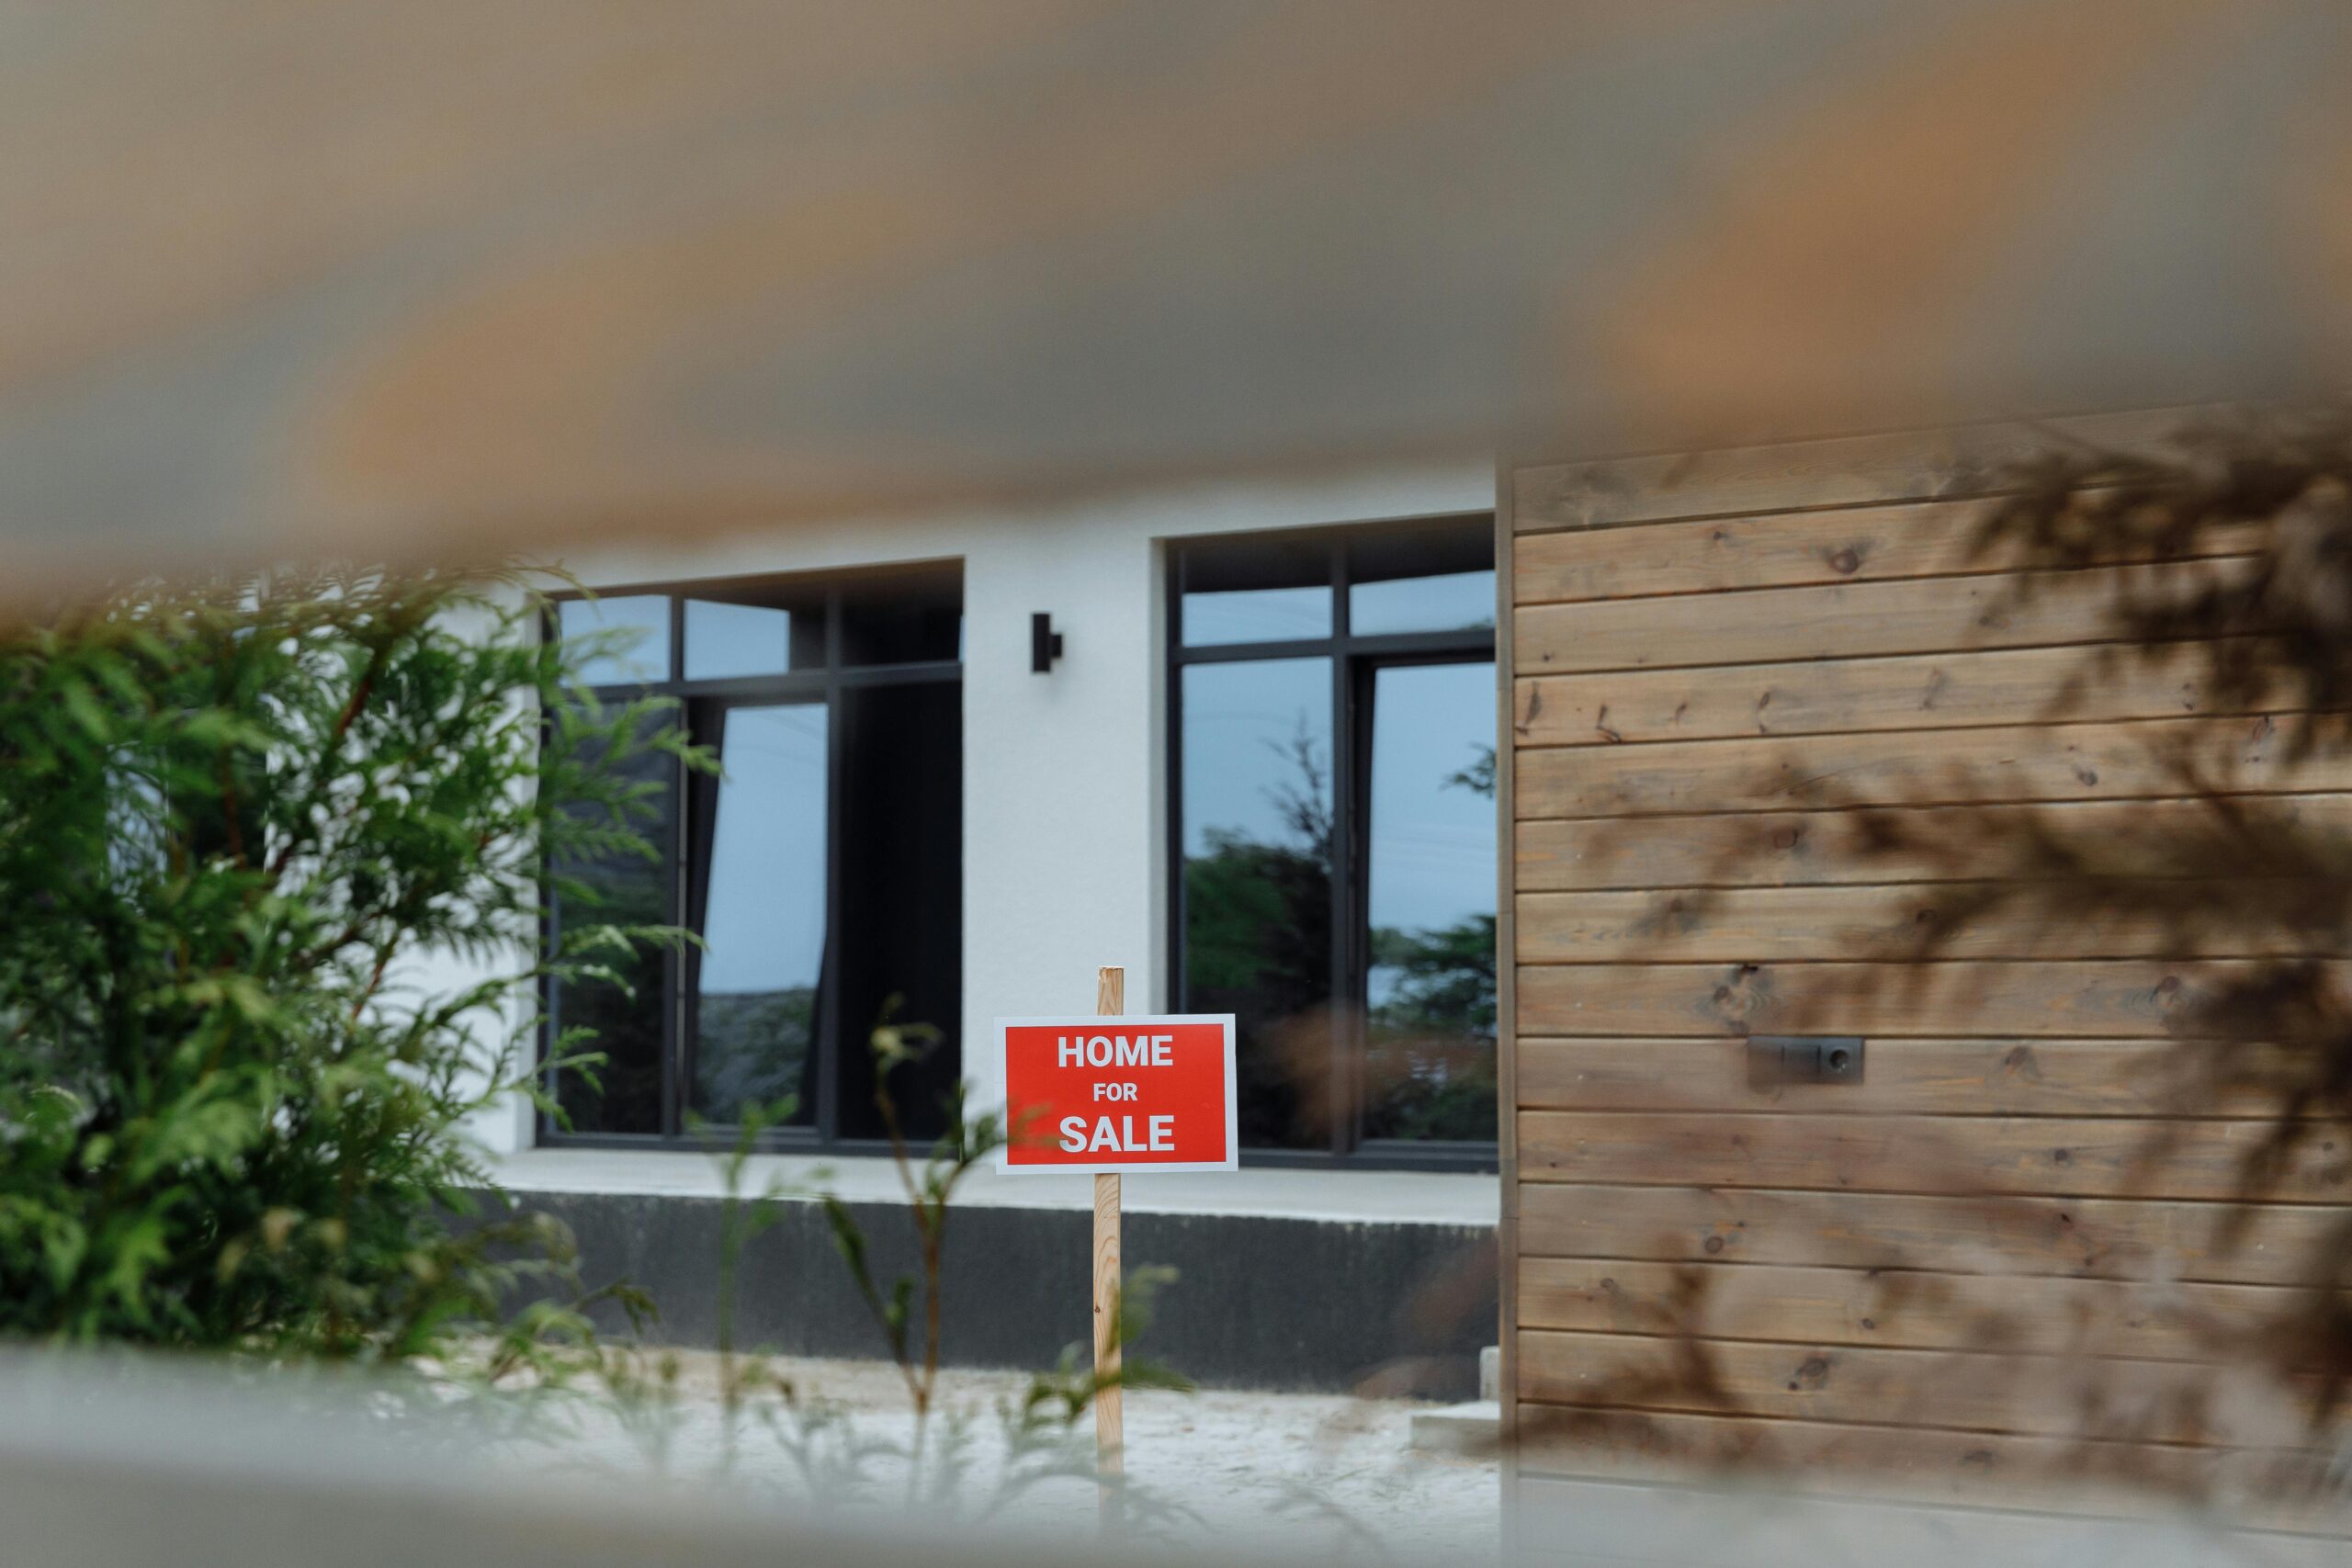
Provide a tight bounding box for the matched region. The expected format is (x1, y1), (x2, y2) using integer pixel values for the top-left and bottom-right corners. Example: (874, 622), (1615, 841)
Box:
(996, 1014), (1238, 1173)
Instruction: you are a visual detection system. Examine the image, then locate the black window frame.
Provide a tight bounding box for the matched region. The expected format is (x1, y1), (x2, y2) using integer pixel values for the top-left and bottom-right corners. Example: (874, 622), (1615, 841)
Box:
(1166, 515), (1498, 1173)
(537, 559), (963, 1154)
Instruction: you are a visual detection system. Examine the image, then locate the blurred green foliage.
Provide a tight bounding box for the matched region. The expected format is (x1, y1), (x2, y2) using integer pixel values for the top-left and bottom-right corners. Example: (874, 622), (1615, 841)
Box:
(0, 567), (696, 1363)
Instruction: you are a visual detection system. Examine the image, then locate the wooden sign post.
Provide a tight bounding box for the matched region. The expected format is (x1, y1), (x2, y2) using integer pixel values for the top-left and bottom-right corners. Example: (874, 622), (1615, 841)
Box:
(1092, 965), (1125, 1520)
(994, 978), (1238, 1533)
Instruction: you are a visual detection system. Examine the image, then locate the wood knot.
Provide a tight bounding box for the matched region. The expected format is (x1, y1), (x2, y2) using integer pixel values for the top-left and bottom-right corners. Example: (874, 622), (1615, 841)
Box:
(1787, 1356), (1831, 1392)
(1828, 547), (1861, 575)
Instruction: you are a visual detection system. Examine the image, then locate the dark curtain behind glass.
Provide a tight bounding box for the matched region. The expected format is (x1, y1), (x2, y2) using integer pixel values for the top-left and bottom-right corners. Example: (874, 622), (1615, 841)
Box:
(833, 680), (962, 1141)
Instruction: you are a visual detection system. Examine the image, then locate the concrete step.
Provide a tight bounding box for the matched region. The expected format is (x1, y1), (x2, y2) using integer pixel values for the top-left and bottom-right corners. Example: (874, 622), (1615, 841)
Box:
(1408, 1399), (1498, 1456)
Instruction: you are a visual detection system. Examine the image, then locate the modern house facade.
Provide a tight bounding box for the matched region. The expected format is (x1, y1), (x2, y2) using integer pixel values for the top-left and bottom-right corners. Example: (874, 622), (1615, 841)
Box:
(455, 409), (2342, 1520)
(471, 459), (1510, 1395)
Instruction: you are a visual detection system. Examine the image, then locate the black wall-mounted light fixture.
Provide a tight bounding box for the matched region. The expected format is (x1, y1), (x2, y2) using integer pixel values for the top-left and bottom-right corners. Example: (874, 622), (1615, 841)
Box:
(1030, 612), (1065, 674)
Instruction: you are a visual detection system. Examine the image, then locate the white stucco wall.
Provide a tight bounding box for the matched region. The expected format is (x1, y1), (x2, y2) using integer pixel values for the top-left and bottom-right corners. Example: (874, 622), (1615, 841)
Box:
(471, 459), (1493, 1156)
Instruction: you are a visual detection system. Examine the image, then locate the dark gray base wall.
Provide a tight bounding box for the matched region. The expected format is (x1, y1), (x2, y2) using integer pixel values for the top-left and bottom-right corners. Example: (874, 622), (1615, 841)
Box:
(493, 1190), (1497, 1399)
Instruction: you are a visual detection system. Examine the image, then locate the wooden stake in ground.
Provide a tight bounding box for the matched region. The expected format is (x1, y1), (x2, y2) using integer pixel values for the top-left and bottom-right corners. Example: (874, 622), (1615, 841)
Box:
(1093, 964), (1125, 1525)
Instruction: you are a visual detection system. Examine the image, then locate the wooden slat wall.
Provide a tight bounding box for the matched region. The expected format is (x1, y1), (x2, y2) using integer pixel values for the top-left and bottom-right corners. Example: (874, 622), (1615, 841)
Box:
(1500, 421), (2347, 1512)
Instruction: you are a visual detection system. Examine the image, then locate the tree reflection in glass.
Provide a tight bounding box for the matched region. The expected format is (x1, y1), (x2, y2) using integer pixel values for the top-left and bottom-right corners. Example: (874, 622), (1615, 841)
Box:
(1362, 661), (1497, 1142)
(1181, 659), (1334, 1148)
(549, 717), (673, 1135)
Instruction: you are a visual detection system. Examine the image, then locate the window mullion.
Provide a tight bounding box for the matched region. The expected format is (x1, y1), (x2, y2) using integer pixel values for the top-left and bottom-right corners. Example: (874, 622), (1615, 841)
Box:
(663, 691), (686, 1142)
(666, 600), (689, 1139)
(1165, 544), (1186, 1015)
(1328, 539), (1358, 1157)
(817, 588), (845, 1145)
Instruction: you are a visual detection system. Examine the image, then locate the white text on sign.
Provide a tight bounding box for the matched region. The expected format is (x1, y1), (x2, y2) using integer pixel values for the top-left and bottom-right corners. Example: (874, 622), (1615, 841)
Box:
(1057, 1033), (1178, 1150)
(998, 1014), (1238, 1174)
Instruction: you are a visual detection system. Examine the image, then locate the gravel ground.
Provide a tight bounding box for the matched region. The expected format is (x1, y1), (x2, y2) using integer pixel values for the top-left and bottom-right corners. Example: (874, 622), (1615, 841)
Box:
(525, 1351), (1500, 1561)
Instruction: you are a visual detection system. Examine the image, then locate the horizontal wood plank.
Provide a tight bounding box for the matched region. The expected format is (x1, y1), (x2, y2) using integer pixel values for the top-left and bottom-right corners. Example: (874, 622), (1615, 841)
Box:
(1512, 643), (2271, 749)
(1510, 413), (2190, 533)
(1512, 497), (2264, 604)
(1514, 795), (2352, 889)
(1513, 958), (2313, 1038)
(1514, 559), (2251, 675)
(1516, 1111), (2352, 1202)
(1516, 1037), (2270, 1117)
(1517, 1182), (2344, 1285)
(1516, 497), (1994, 602)
(1513, 430), (2018, 533)
(1514, 882), (2332, 963)
(1518, 1329), (2306, 1447)
(1513, 715), (2341, 819)
(1516, 1257), (2289, 1360)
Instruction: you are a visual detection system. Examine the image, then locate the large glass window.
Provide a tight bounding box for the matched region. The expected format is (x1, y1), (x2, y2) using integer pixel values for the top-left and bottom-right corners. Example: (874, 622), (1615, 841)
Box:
(1181, 658), (1335, 1151)
(545, 719), (673, 1135)
(686, 701), (828, 1125)
(544, 563), (962, 1147)
(1170, 517), (1497, 1165)
(1361, 661), (1498, 1142)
